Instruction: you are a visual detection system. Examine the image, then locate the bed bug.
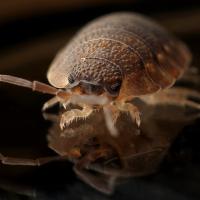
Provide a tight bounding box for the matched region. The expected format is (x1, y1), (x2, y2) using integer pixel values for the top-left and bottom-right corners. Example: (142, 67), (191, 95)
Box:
(0, 12), (197, 136)
(0, 12), (200, 194)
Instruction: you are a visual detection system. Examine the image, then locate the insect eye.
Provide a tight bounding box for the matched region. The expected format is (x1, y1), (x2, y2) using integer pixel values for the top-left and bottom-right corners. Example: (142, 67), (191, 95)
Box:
(110, 82), (121, 92)
(106, 81), (121, 96)
(68, 74), (75, 84)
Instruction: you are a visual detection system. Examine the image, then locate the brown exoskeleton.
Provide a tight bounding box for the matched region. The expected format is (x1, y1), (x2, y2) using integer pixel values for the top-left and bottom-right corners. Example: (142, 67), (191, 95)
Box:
(0, 12), (200, 194)
(1, 12), (199, 135)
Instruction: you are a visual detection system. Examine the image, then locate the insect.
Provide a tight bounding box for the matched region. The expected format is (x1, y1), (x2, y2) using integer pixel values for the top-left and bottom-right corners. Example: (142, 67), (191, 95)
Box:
(0, 12), (197, 136)
(0, 12), (200, 194)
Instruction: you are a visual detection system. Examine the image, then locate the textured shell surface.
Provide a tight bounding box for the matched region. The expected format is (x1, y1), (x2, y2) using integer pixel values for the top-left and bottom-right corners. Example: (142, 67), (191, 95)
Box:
(47, 12), (191, 96)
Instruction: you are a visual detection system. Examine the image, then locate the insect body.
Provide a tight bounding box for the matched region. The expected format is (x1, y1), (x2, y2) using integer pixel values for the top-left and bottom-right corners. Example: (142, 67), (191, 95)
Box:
(46, 12), (192, 134)
(48, 12), (191, 92)
(0, 12), (192, 135)
(0, 12), (200, 195)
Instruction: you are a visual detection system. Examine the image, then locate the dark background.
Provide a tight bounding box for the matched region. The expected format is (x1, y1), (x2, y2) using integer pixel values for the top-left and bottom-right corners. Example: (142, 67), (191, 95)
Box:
(0, 0), (200, 199)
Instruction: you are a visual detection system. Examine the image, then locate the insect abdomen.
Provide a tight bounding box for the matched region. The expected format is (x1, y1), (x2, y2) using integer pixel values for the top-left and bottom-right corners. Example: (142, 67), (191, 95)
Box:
(48, 12), (191, 94)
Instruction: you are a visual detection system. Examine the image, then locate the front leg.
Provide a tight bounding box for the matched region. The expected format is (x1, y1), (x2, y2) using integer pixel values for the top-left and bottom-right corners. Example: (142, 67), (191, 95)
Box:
(60, 104), (94, 129)
(42, 96), (60, 111)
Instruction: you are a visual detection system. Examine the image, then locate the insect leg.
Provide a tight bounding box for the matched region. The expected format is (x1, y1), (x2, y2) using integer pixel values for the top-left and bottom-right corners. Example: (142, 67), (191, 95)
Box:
(73, 147), (115, 194)
(103, 106), (119, 137)
(62, 93), (118, 136)
(87, 163), (153, 178)
(140, 87), (200, 110)
(73, 166), (116, 194)
(179, 66), (199, 86)
(164, 87), (200, 100)
(0, 153), (67, 166)
(42, 112), (60, 122)
(88, 147), (166, 177)
(42, 96), (60, 111)
(60, 104), (94, 129)
(87, 163), (132, 177)
(114, 101), (141, 127)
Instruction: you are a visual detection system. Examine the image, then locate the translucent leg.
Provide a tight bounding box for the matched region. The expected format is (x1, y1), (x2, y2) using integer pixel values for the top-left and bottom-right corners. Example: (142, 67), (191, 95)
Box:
(42, 96), (60, 111)
(140, 87), (200, 110)
(116, 101), (141, 127)
(88, 148), (165, 177)
(73, 165), (116, 194)
(103, 106), (119, 137)
(60, 104), (94, 129)
(42, 113), (59, 122)
(73, 147), (115, 194)
(180, 66), (200, 85)
(102, 101), (141, 137)
(162, 87), (200, 99)
(87, 163), (155, 179)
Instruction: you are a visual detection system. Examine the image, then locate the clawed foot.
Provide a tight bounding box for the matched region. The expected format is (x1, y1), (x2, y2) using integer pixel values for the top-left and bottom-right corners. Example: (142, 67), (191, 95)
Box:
(42, 93), (141, 136)
(103, 101), (141, 137)
(42, 96), (61, 111)
(60, 105), (93, 129)
(117, 102), (141, 127)
(109, 101), (141, 127)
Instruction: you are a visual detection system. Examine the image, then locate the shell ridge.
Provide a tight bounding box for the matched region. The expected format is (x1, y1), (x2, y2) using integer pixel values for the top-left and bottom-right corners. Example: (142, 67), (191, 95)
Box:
(83, 38), (161, 88)
(78, 25), (175, 86)
(68, 37), (161, 89)
(83, 56), (123, 77)
(47, 12), (190, 92)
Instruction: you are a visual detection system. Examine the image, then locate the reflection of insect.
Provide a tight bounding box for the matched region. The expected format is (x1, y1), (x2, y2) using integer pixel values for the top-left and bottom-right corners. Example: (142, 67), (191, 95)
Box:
(0, 94), (200, 195)
(0, 12), (200, 195)
(0, 12), (195, 136)
(46, 98), (200, 194)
